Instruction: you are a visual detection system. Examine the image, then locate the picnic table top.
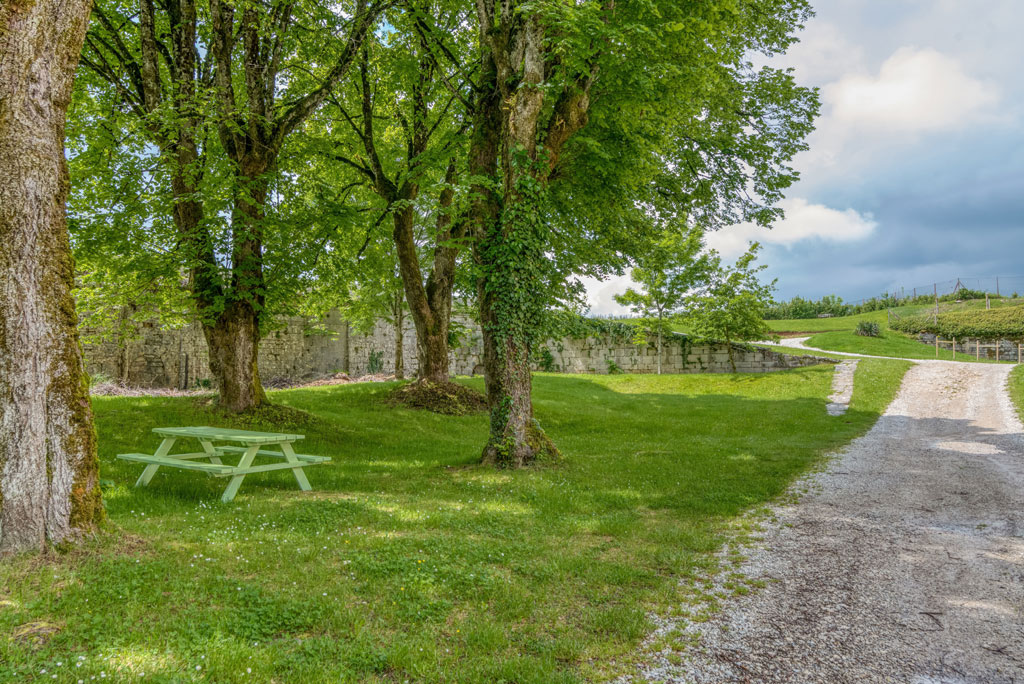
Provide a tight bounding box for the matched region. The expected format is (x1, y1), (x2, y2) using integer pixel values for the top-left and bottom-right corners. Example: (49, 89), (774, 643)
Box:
(152, 426), (305, 443)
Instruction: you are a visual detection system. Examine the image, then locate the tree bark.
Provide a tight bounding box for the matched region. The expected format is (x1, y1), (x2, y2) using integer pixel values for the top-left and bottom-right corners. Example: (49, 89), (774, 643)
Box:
(471, 0), (602, 466)
(0, 0), (104, 554)
(202, 301), (266, 412)
(465, 52), (554, 466)
(392, 294), (405, 380)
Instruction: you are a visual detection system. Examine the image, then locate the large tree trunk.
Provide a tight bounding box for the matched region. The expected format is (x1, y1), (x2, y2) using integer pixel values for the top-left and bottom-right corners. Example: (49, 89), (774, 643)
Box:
(202, 301), (266, 412)
(393, 164), (462, 385)
(465, 54), (555, 466)
(204, 162), (270, 412)
(0, 0), (104, 554)
(470, 1), (599, 466)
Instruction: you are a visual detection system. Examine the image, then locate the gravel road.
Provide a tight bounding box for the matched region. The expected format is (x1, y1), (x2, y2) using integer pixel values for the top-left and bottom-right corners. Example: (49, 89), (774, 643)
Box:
(621, 360), (1024, 683)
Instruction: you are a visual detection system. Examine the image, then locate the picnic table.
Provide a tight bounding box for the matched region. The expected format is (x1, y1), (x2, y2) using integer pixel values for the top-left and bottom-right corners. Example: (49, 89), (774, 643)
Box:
(117, 426), (330, 503)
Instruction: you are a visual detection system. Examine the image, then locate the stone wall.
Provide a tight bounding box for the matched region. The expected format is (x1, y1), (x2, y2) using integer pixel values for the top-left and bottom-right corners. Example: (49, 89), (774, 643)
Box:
(83, 310), (832, 388)
(918, 333), (1024, 362)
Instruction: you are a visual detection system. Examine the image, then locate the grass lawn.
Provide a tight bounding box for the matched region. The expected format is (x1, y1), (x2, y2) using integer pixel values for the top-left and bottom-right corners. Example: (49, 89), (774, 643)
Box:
(803, 330), (1012, 362)
(1, 364), (909, 683)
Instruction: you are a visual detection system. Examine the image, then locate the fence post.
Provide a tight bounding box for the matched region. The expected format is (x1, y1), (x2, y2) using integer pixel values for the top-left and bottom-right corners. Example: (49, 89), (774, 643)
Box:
(935, 336), (939, 358)
(977, 339), (980, 360)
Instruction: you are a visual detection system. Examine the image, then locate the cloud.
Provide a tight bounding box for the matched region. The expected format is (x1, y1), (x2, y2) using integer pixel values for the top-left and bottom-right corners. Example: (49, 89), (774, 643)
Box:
(581, 272), (637, 316)
(705, 198), (877, 258)
(823, 47), (1000, 133)
(766, 21), (865, 86)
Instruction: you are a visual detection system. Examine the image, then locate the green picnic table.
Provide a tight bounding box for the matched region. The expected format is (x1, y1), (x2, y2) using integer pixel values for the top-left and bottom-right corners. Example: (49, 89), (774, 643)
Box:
(117, 426), (331, 503)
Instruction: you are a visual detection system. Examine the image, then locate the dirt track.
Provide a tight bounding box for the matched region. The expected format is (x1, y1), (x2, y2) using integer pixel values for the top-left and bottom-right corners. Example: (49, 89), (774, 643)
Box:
(622, 361), (1024, 683)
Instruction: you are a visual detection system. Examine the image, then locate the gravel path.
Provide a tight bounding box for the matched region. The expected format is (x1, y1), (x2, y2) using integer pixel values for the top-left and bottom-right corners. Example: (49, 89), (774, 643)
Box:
(621, 360), (1024, 683)
(827, 360), (859, 416)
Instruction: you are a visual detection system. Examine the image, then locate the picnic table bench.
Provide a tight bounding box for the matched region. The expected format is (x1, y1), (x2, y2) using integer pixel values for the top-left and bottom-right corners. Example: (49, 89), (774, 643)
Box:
(118, 426), (330, 503)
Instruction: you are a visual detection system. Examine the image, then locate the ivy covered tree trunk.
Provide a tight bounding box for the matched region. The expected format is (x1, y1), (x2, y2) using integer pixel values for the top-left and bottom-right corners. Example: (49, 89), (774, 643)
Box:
(471, 1), (600, 466)
(0, 0), (104, 554)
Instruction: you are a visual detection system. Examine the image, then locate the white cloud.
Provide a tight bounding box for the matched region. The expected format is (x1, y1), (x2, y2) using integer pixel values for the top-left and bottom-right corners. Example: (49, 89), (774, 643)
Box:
(705, 198), (877, 258)
(824, 47), (1000, 133)
(581, 272), (637, 317)
(766, 21), (865, 86)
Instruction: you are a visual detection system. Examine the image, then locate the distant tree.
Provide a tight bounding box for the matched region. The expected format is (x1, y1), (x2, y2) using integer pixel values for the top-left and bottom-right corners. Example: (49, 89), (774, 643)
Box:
(0, 0), (103, 554)
(614, 227), (716, 374)
(686, 244), (777, 371)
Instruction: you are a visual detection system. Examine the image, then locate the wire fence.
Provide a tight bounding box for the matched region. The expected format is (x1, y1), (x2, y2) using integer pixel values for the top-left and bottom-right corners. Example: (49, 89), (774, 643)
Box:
(846, 276), (1024, 308)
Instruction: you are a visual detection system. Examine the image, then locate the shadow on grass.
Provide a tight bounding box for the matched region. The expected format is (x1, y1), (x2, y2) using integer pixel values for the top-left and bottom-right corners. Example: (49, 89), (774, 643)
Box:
(1, 367), (903, 683)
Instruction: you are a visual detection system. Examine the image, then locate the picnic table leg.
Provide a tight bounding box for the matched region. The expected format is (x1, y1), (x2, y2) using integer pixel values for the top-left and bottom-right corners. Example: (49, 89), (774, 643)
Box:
(135, 437), (176, 487)
(281, 442), (312, 492)
(220, 445), (259, 503)
(199, 439), (223, 465)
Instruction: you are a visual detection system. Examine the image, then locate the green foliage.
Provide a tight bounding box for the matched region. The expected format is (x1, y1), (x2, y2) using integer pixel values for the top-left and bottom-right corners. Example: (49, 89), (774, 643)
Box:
(614, 226), (717, 342)
(685, 243), (776, 346)
(855, 321), (881, 337)
(765, 289), (999, 320)
(367, 350), (385, 375)
(605, 359), (623, 375)
(537, 347), (558, 373)
(544, 312), (636, 342)
(891, 305), (1024, 340)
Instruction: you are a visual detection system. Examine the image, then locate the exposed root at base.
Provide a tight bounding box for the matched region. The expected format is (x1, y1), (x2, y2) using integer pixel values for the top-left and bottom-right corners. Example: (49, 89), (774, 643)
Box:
(480, 420), (561, 468)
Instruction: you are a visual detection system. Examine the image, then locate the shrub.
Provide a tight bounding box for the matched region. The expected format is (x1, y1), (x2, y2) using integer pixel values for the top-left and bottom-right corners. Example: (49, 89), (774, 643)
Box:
(367, 350), (384, 374)
(605, 358), (623, 374)
(891, 305), (1024, 340)
(855, 321), (880, 337)
(537, 347), (557, 372)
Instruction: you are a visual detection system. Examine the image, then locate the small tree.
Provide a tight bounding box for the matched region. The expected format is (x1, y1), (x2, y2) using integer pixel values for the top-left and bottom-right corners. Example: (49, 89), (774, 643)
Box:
(614, 227), (716, 374)
(687, 243), (777, 371)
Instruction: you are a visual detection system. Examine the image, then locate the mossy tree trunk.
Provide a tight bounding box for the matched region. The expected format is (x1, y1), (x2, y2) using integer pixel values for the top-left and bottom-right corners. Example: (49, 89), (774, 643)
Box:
(470, 2), (602, 466)
(0, 0), (104, 554)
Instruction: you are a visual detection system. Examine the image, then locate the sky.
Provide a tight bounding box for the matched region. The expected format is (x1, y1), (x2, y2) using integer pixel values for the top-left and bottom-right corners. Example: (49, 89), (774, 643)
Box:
(584, 0), (1024, 315)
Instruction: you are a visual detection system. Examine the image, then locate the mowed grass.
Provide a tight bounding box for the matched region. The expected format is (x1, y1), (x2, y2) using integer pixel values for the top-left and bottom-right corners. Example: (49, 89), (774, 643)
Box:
(804, 330), (1013, 363)
(1, 364), (909, 683)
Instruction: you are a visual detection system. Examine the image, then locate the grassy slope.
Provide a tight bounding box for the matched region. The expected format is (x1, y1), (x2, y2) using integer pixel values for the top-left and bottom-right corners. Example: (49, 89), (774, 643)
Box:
(802, 330), (1010, 363)
(766, 298), (1024, 334)
(1, 365), (908, 684)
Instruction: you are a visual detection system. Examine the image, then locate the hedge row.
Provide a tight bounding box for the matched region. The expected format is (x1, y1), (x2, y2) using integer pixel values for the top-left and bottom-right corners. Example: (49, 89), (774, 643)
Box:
(891, 305), (1024, 340)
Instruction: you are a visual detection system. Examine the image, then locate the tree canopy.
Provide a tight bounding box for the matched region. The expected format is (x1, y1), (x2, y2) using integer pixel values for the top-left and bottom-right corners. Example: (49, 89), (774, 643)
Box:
(65, 0), (819, 463)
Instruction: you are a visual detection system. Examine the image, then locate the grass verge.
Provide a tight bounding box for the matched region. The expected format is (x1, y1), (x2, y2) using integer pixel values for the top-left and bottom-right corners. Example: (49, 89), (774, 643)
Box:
(804, 330), (1011, 362)
(1009, 364), (1024, 421)
(1, 367), (908, 683)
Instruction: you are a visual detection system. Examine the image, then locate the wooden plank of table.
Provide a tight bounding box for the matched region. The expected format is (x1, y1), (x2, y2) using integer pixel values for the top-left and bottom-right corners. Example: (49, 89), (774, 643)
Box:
(152, 426), (305, 443)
